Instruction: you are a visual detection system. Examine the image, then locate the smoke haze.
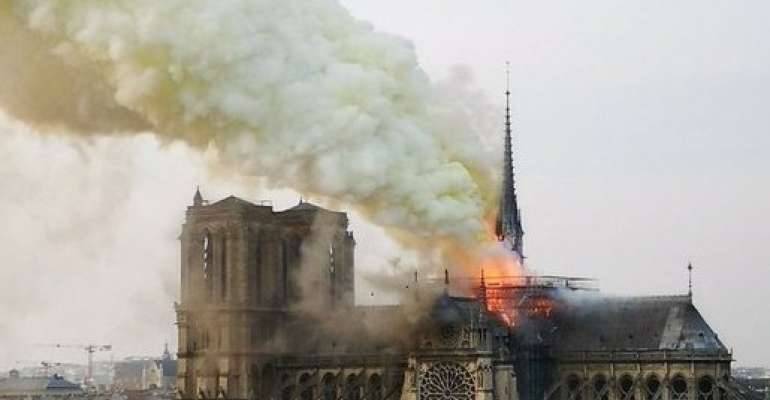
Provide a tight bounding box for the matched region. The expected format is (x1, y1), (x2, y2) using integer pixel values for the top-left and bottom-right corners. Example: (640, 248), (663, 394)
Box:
(1, 0), (768, 371)
(0, 0), (499, 248)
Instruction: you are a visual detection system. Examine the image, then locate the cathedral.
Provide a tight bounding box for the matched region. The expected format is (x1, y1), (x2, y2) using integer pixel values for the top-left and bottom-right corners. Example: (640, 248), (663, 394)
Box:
(175, 91), (746, 400)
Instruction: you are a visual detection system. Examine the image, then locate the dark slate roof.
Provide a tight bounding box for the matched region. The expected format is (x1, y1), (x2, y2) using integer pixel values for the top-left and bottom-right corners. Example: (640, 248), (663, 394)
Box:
(431, 295), (485, 325)
(161, 358), (177, 377)
(550, 294), (727, 352)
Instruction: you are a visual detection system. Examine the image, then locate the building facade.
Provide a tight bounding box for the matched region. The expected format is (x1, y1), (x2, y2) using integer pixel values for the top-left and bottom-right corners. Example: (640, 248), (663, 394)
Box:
(176, 95), (747, 400)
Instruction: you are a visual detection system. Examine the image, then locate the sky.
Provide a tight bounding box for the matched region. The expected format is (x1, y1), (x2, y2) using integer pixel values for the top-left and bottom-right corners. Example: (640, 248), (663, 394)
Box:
(1, 1), (769, 369)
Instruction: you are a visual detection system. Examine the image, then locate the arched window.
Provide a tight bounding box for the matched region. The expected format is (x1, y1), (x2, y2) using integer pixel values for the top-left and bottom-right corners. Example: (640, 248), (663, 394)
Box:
(221, 235), (227, 301)
(323, 373), (337, 400)
(698, 376), (715, 400)
(345, 374), (360, 400)
(566, 374), (582, 400)
(592, 375), (609, 400)
(202, 231), (213, 300)
(300, 373), (314, 400)
(618, 374), (635, 400)
(368, 374), (382, 400)
(670, 375), (688, 400)
(644, 375), (661, 400)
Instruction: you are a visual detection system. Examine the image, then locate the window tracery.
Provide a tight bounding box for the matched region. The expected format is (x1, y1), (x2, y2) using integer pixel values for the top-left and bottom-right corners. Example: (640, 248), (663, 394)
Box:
(419, 362), (475, 400)
(618, 374), (635, 400)
(566, 374), (583, 400)
(670, 375), (688, 400)
(368, 374), (382, 400)
(645, 375), (661, 400)
(592, 374), (609, 400)
(698, 376), (715, 400)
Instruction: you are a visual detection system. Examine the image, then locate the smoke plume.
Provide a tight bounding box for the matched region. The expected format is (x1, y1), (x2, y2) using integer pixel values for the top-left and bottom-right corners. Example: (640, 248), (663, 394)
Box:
(0, 0), (499, 251)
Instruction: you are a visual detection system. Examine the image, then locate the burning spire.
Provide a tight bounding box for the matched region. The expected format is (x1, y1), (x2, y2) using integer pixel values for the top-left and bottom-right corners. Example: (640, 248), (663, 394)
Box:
(495, 63), (525, 259)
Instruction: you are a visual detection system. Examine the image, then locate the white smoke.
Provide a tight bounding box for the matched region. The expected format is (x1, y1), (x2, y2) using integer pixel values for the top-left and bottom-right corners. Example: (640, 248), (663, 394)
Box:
(0, 0), (498, 247)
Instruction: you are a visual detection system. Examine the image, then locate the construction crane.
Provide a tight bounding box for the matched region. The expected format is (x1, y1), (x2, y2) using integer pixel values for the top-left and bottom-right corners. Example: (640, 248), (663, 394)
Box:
(36, 343), (112, 386)
(14, 360), (63, 377)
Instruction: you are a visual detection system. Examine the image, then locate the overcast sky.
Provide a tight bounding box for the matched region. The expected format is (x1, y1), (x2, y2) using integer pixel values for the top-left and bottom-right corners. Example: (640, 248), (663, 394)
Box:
(1, 1), (768, 369)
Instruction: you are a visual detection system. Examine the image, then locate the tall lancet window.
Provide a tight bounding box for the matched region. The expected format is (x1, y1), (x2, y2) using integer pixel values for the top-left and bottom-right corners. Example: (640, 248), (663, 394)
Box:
(202, 231), (213, 300)
(329, 243), (336, 304)
(221, 235), (227, 301)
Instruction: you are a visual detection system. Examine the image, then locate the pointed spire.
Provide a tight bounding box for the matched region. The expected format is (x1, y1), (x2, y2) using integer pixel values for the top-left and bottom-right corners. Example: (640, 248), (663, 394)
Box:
(496, 62), (524, 259)
(162, 342), (171, 360)
(193, 186), (204, 206)
(687, 262), (693, 299)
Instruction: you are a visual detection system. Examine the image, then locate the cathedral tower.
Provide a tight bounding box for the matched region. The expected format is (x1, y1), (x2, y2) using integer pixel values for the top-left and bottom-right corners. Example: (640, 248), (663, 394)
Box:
(176, 192), (355, 400)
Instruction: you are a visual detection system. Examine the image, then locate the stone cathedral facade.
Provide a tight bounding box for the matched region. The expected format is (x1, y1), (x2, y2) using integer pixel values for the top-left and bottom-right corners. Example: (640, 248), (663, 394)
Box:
(175, 191), (746, 400)
(176, 97), (750, 400)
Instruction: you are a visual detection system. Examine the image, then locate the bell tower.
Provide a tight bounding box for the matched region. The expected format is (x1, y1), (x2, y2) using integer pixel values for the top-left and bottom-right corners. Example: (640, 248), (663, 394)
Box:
(176, 190), (355, 400)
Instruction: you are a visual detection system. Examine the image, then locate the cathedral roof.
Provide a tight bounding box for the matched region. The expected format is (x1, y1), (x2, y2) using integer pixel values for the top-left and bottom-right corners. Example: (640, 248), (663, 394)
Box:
(286, 200), (325, 211)
(207, 195), (262, 209)
(550, 295), (727, 353)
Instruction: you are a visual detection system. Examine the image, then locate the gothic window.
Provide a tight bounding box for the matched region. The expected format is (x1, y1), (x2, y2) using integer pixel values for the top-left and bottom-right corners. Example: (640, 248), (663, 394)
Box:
(698, 376), (715, 400)
(221, 236), (227, 301)
(670, 375), (688, 400)
(419, 362), (475, 400)
(323, 373), (337, 400)
(345, 374), (360, 400)
(566, 374), (583, 400)
(368, 374), (382, 400)
(618, 374), (635, 400)
(202, 231), (213, 300)
(644, 375), (661, 400)
(300, 373), (314, 400)
(253, 238), (261, 304)
(592, 374), (609, 400)
(281, 239), (289, 302)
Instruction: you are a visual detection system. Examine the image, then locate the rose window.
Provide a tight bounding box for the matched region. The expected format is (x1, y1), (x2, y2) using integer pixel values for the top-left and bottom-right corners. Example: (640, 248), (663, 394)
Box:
(420, 362), (475, 400)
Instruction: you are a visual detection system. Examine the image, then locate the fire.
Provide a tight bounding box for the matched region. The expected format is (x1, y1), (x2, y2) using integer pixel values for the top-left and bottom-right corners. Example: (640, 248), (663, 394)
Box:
(475, 242), (526, 327)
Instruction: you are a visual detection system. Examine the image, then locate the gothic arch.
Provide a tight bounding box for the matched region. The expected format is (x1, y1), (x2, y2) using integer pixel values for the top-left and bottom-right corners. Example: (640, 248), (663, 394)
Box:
(591, 374), (609, 400)
(698, 375), (716, 400)
(202, 229), (214, 300)
(670, 374), (688, 400)
(300, 373), (314, 400)
(565, 374), (583, 400)
(644, 374), (662, 400)
(368, 374), (382, 400)
(323, 373), (337, 400)
(345, 374), (361, 400)
(617, 374), (636, 400)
